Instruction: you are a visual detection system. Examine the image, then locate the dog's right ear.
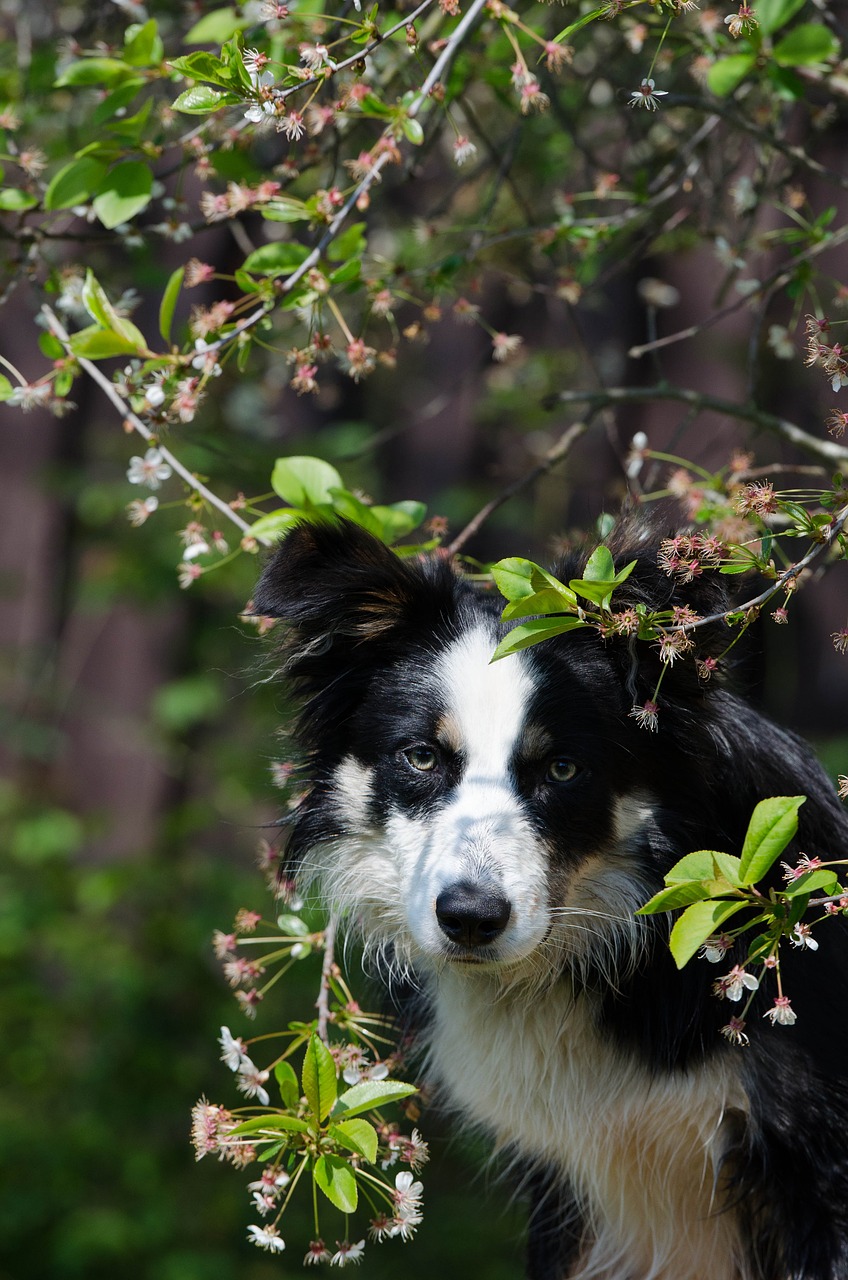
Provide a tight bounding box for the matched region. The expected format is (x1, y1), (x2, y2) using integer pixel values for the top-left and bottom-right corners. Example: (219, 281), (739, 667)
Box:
(253, 518), (459, 648)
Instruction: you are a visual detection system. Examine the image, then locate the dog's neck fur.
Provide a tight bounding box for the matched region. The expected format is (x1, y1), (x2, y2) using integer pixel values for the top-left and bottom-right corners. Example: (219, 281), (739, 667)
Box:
(427, 969), (751, 1280)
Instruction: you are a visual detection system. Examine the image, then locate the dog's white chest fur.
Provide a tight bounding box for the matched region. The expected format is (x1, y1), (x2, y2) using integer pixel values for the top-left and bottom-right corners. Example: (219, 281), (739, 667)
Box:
(428, 972), (751, 1280)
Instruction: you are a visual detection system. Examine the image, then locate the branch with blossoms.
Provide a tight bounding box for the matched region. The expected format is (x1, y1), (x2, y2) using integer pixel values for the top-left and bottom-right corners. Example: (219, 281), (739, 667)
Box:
(195, 895), (430, 1266)
(638, 794), (848, 1045)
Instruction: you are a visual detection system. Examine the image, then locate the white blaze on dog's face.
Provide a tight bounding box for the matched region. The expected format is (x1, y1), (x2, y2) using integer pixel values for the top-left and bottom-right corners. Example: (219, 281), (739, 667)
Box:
(383, 626), (549, 964)
(325, 625), (549, 967)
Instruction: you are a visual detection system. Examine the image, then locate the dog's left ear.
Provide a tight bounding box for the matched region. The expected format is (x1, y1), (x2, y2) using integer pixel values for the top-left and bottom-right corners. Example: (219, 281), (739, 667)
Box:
(253, 517), (459, 646)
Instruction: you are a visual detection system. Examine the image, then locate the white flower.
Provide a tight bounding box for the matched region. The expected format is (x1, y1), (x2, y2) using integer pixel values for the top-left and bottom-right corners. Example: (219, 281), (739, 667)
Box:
(331, 1239), (365, 1266)
(182, 540), (210, 561)
(248, 1168), (290, 1194)
(764, 996), (797, 1025)
(790, 923), (819, 950)
(143, 383), (166, 408)
(247, 1224), (285, 1252)
(698, 934), (733, 963)
(767, 324), (794, 360)
(126, 447), (172, 490)
(250, 1190), (276, 1216)
(300, 43), (334, 72)
(714, 965), (759, 1001)
(628, 78), (669, 111)
(236, 1058), (270, 1106)
(394, 1170), (423, 1213)
(192, 338), (222, 376)
(453, 135), (477, 166)
(7, 382), (53, 411)
(244, 66), (277, 123)
(218, 1026), (248, 1072)
(126, 496), (158, 526)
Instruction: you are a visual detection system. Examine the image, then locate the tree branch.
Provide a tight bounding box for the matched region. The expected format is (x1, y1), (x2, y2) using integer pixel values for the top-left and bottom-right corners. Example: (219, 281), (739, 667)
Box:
(42, 306), (262, 542)
(548, 385), (848, 466)
(446, 419), (590, 556)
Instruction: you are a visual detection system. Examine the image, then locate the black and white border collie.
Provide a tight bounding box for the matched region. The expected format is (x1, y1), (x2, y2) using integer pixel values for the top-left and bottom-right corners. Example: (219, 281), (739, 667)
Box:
(254, 518), (848, 1280)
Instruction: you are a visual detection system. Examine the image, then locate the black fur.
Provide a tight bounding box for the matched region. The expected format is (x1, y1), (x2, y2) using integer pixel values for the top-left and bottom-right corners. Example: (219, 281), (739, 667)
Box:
(255, 519), (848, 1280)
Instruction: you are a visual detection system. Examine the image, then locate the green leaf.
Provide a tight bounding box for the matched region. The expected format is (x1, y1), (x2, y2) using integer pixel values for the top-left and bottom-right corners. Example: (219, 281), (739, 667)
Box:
(492, 557), (547, 601)
(39, 332), (65, 360)
(92, 78), (145, 125)
(158, 267), (184, 344)
(328, 260), (362, 287)
(231, 1114), (310, 1136)
(494, 558), (573, 601)
(554, 5), (606, 41)
(172, 85), (239, 114)
(664, 850), (727, 882)
(92, 161), (153, 229)
(328, 222), (366, 262)
(330, 1118), (379, 1163)
(664, 850), (743, 886)
(0, 189), (37, 211)
(569, 557), (636, 610)
(169, 51), (234, 88)
(243, 242), (311, 277)
(333, 1080), (418, 1120)
(738, 796), (806, 885)
(501, 589), (579, 623)
(249, 510), (305, 541)
(491, 617), (591, 662)
(782, 868), (841, 898)
(583, 545), (615, 582)
(185, 7), (247, 44)
(707, 54), (756, 96)
(401, 116), (424, 145)
(669, 899), (751, 969)
(369, 500), (427, 543)
(327, 488), (383, 538)
(313, 1154), (358, 1213)
(0, 374), (13, 401)
(773, 23), (839, 65)
(757, 0), (806, 34)
(55, 57), (134, 88)
(68, 326), (146, 359)
(124, 19), (163, 66)
(636, 882), (715, 914)
(276, 913), (310, 936)
(274, 1061), (300, 1109)
(81, 270), (146, 349)
(44, 158), (108, 210)
(261, 196), (311, 223)
(271, 456), (343, 508)
(302, 1033), (337, 1122)
(719, 560), (755, 574)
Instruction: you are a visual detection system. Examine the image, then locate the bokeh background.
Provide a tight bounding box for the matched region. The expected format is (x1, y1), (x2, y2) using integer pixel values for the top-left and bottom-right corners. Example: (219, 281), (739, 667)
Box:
(2, 1), (848, 1278)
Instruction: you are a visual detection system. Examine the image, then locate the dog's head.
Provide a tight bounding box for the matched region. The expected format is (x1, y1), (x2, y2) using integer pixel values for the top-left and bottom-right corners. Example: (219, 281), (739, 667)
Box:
(255, 519), (734, 987)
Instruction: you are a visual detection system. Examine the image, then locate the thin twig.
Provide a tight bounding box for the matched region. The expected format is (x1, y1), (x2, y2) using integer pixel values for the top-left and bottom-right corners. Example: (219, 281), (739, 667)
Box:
(667, 502), (848, 633)
(199, 0), (490, 360)
(42, 306), (262, 542)
(548, 385), (848, 466)
(316, 918), (337, 1045)
(446, 420), (590, 556)
(628, 223), (848, 361)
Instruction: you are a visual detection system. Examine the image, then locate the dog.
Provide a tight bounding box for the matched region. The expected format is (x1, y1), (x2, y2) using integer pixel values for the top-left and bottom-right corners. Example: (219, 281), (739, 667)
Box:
(253, 517), (848, 1280)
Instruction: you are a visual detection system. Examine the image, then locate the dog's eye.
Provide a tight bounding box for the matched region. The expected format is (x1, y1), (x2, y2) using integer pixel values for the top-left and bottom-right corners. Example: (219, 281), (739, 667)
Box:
(546, 757), (579, 783)
(404, 746), (438, 773)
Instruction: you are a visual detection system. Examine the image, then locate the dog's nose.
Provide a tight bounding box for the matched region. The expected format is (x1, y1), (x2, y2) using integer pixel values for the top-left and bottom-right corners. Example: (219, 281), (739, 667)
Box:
(435, 882), (511, 948)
